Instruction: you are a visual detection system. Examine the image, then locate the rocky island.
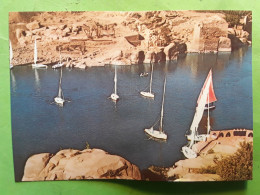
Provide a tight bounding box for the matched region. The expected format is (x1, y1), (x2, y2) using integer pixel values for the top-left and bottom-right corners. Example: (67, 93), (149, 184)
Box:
(9, 11), (252, 68)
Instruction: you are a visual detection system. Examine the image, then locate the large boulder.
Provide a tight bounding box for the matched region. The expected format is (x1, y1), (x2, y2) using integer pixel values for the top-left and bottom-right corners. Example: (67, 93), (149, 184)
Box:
(26, 21), (40, 31)
(22, 148), (141, 181)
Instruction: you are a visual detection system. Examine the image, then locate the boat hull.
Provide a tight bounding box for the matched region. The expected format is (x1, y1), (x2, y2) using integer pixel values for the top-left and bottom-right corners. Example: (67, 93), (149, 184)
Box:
(182, 146), (197, 159)
(144, 128), (167, 140)
(32, 64), (47, 68)
(54, 97), (64, 106)
(186, 134), (207, 142)
(52, 63), (64, 69)
(140, 73), (148, 77)
(140, 91), (154, 98)
(110, 93), (119, 101)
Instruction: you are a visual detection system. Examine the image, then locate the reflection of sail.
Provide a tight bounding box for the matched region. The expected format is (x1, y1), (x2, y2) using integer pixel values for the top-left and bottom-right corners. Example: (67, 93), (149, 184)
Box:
(10, 70), (16, 91)
(34, 68), (40, 90)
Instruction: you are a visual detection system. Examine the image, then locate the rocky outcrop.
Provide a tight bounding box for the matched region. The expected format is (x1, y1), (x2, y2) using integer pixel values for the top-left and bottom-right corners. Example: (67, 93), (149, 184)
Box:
(9, 11), (251, 68)
(22, 148), (141, 181)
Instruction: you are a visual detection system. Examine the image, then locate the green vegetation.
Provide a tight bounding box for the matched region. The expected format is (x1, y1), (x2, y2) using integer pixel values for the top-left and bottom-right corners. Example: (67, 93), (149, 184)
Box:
(85, 141), (91, 149)
(198, 141), (253, 181)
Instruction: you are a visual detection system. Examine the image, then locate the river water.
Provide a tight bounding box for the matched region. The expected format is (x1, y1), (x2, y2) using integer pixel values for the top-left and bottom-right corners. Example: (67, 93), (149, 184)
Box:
(11, 47), (252, 181)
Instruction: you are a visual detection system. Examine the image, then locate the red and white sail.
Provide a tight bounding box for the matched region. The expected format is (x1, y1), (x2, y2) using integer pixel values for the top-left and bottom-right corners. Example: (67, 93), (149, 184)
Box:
(197, 69), (217, 105)
(189, 70), (213, 136)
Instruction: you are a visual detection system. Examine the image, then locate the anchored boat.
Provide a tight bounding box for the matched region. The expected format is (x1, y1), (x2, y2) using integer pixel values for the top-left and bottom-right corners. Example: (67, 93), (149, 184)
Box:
(32, 39), (47, 69)
(144, 77), (167, 140)
(140, 63), (154, 98)
(54, 68), (65, 106)
(110, 66), (119, 101)
(52, 49), (64, 69)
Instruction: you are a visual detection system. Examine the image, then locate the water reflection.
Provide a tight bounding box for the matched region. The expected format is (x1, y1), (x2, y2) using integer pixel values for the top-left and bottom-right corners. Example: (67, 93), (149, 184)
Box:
(11, 47), (252, 181)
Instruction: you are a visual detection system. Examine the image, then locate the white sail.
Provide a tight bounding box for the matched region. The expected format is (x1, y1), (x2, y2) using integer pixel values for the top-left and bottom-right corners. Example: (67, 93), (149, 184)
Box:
(149, 63), (154, 93)
(114, 66), (117, 95)
(34, 39), (37, 64)
(10, 41), (13, 62)
(189, 73), (211, 136)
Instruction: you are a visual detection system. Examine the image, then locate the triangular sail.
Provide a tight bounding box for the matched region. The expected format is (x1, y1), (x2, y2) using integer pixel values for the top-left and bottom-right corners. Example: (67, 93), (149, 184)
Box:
(190, 71), (212, 135)
(34, 39), (37, 64)
(159, 77), (166, 132)
(114, 66), (117, 95)
(197, 69), (217, 104)
(10, 41), (13, 63)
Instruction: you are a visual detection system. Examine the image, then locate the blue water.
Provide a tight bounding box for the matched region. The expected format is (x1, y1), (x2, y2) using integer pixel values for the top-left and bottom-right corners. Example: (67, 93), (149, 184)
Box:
(11, 46), (252, 181)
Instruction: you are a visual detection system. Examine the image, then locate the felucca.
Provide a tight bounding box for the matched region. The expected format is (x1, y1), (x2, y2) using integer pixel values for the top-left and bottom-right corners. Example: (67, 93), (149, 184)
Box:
(140, 63), (154, 98)
(110, 66), (119, 101)
(144, 77), (167, 140)
(54, 68), (65, 106)
(32, 39), (47, 68)
(182, 69), (215, 158)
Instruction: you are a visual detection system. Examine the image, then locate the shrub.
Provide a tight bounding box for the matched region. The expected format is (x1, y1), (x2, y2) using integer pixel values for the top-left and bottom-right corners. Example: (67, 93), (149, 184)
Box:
(197, 141), (253, 181)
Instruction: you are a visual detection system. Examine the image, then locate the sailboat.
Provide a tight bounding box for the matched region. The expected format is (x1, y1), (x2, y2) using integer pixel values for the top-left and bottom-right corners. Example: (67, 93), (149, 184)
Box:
(197, 70), (217, 110)
(144, 77), (167, 140)
(140, 63), (154, 98)
(10, 41), (13, 69)
(54, 68), (65, 106)
(32, 39), (47, 68)
(52, 49), (64, 69)
(110, 66), (119, 101)
(182, 69), (214, 158)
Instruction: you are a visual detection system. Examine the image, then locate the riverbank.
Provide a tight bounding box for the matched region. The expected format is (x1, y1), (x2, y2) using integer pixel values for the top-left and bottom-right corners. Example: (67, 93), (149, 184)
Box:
(9, 11), (251, 69)
(22, 129), (253, 182)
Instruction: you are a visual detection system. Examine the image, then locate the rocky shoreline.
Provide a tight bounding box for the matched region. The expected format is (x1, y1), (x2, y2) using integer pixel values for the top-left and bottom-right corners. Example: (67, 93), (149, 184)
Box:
(22, 129), (253, 182)
(9, 11), (251, 69)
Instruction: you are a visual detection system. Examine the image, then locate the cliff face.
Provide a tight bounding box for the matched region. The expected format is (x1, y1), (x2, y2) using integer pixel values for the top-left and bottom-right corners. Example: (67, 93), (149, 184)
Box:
(22, 148), (141, 181)
(9, 11), (251, 68)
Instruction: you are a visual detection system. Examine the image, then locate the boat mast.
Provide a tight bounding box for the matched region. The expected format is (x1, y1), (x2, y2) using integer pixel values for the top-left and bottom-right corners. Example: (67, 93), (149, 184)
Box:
(34, 39), (37, 65)
(207, 92), (210, 134)
(159, 77), (166, 132)
(59, 48), (61, 64)
(114, 66), (117, 95)
(149, 63), (153, 93)
(58, 68), (63, 98)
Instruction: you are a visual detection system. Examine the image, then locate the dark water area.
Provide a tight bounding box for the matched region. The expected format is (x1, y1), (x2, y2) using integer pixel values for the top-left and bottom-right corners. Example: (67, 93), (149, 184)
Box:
(11, 46), (252, 181)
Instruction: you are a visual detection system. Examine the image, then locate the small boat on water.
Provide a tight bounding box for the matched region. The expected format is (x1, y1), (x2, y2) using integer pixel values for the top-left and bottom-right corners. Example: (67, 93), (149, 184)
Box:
(144, 77), (167, 140)
(10, 41), (13, 69)
(182, 69), (215, 158)
(110, 66), (119, 101)
(52, 49), (64, 69)
(32, 39), (47, 69)
(140, 63), (154, 98)
(140, 72), (148, 77)
(54, 68), (65, 106)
